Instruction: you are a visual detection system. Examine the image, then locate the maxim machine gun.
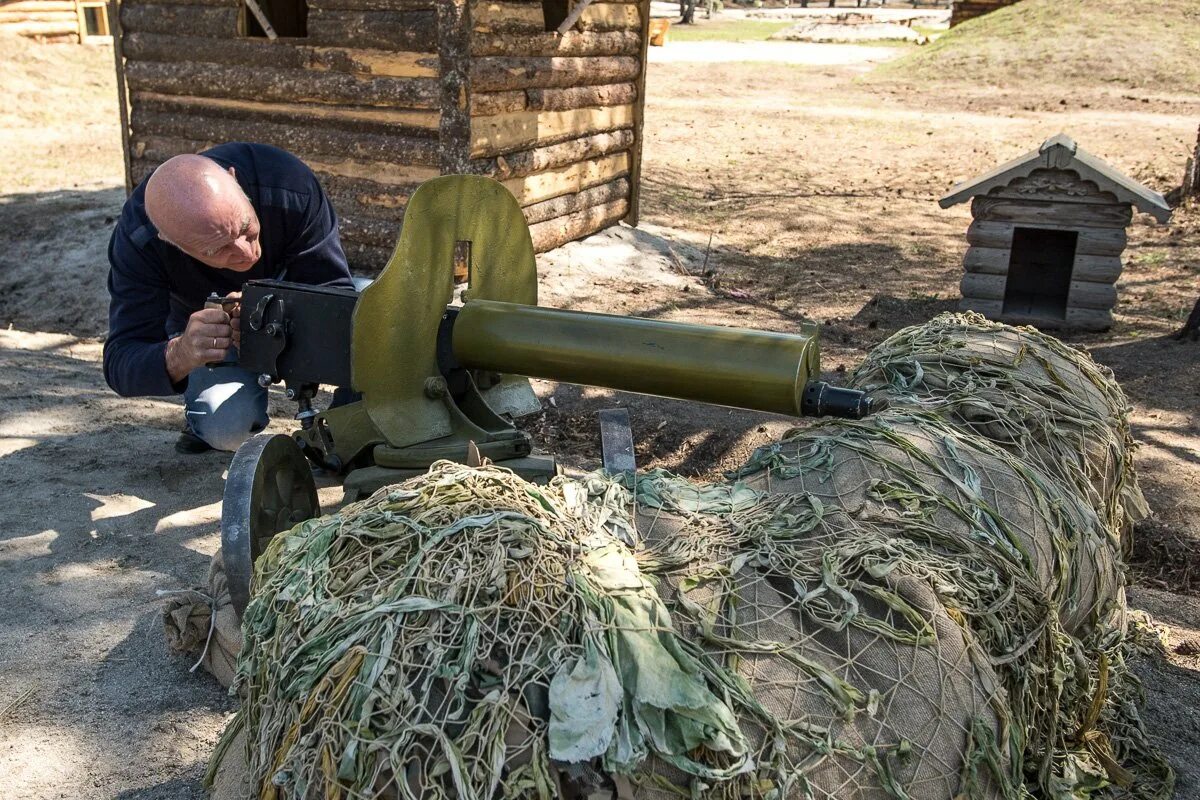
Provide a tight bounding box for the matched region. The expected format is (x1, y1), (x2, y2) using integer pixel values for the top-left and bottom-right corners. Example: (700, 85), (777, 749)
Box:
(221, 175), (872, 614)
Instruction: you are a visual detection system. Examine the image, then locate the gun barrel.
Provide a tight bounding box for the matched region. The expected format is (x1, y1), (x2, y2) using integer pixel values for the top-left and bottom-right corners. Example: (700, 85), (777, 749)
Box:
(451, 299), (820, 417)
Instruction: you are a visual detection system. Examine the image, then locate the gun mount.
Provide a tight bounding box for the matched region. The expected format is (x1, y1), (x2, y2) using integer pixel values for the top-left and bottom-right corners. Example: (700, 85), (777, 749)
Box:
(222, 175), (872, 615)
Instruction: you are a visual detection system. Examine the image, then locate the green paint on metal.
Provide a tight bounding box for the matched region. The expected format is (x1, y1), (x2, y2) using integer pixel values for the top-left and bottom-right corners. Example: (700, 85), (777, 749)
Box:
(352, 175), (540, 450)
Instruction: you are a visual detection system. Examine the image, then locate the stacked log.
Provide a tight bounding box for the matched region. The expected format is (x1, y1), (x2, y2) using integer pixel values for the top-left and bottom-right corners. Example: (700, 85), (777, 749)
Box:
(120, 0), (441, 270)
(118, 0), (649, 267)
(468, 0), (643, 250)
(0, 0), (81, 41)
(1185, 123), (1200, 199)
(958, 176), (1134, 331)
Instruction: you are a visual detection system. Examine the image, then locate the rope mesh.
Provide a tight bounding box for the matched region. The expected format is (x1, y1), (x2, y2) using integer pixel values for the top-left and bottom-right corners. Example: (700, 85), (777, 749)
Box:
(207, 313), (1172, 800)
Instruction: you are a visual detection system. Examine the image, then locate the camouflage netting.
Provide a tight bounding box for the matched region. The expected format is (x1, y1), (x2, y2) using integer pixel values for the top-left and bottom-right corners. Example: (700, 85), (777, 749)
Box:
(847, 313), (1150, 548)
(203, 314), (1172, 800)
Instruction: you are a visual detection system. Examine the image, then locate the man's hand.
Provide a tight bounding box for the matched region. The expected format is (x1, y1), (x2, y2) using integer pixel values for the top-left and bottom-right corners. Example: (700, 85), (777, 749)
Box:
(166, 307), (233, 383)
(226, 291), (242, 350)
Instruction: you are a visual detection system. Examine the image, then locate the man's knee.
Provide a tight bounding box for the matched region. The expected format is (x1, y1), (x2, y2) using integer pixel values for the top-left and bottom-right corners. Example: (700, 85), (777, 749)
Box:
(184, 370), (268, 452)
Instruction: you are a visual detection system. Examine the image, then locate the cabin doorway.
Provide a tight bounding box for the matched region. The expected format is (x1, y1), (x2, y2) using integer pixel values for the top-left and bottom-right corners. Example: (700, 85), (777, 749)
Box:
(1002, 227), (1078, 320)
(244, 0), (307, 37)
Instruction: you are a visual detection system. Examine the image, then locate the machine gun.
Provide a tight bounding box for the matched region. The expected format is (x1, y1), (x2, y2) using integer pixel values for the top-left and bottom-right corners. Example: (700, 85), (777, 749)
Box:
(221, 175), (872, 614)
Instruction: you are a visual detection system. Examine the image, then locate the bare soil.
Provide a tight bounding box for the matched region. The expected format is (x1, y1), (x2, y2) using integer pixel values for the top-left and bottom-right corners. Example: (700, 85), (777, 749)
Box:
(1, 26), (1199, 799)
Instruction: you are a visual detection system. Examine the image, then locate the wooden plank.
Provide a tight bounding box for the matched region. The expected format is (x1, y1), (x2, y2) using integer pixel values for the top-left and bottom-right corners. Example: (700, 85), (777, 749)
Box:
(0, 18), (78, 35)
(625, 0), (648, 226)
(959, 272), (1006, 302)
(473, 84), (635, 116)
(470, 103), (635, 157)
(342, 241), (394, 272)
(526, 82), (636, 111)
(471, 55), (639, 91)
(472, 1), (639, 33)
(477, 129), (634, 179)
(124, 61), (440, 109)
(130, 108), (440, 164)
(131, 137), (441, 186)
(324, 193), (410, 226)
(972, 197), (1132, 228)
(307, 157), (440, 186)
(336, 213), (403, 248)
(0, 11), (78, 21)
(473, 90), (526, 116)
(501, 150), (629, 206)
(470, 29), (640, 56)
(308, 0), (434, 9)
(0, 1), (78, 12)
(437, 0), (472, 173)
(1067, 280), (1118, 311)
(320, 174), (419, 212)
(123, 33), (440, 78)
(1072, 255), (1123, 283)
(522, 176), (628, 224)
(966, 219), (1126, 256)
(529, 197), (629, 252)
(958, 297), (1004, 318)
(962, 246), (1010, 275)
(306, 8), (437, 51)
(133, 91), (440, 131)
(1064, 307), (1113, 331)
(120, 3), (238, 36)
(112, 0), (134, 194)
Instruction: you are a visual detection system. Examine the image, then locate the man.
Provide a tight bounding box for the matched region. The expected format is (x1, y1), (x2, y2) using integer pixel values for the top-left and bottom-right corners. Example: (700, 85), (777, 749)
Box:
(104, 142), (354, 453)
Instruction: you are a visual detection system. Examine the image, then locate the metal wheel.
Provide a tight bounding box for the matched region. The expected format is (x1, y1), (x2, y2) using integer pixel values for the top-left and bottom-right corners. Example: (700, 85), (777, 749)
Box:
(221, 433), (320, 617)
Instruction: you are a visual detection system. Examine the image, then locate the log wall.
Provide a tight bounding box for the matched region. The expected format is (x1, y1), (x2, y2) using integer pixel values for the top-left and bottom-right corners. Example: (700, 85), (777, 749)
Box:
(118, 0), (647, 268)
(957, 185), (1132, 332)
(1, 0), (83, 40)
(467, 0), (643, 251)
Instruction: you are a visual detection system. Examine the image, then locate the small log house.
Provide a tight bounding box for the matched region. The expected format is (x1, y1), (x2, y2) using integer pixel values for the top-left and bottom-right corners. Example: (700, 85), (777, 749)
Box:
(940, 134), (1172, 331)
(1, 0), (110, 42)
(112, 0), (652, 269)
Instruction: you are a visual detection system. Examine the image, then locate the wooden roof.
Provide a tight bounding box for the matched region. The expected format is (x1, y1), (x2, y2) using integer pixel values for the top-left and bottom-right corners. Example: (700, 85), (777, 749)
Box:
(940, 133), (1172, 223)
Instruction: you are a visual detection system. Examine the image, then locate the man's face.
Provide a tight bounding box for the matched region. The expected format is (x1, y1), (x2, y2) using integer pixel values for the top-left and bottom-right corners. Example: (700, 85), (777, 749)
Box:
(159, 167), (263, 272)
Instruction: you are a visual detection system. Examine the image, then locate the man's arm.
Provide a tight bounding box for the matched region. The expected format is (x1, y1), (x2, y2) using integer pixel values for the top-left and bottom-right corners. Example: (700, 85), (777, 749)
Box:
(103, 226), (181, 397)
(280, 173), (355, 289)
(104, 227), (233, 395)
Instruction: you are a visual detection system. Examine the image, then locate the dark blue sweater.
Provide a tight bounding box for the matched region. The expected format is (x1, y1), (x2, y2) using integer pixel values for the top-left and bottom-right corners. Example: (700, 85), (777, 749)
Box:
(104, 142), (354, 397)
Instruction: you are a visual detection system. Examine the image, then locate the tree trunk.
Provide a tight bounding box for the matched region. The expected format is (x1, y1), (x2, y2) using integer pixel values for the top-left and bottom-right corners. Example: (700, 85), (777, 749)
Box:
(1174, 296), (1200, 341)
(680, 0), (696, 24)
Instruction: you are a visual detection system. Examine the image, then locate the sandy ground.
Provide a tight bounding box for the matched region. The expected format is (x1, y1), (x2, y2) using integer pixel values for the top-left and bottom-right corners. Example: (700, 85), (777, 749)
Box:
(2, 29), (1200, 799)
(648, 39), (904, 66)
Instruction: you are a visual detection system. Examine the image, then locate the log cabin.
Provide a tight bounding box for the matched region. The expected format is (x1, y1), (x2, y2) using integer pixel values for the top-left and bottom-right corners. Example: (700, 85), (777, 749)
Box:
(113, 0), (652, 269)
(1, 0), (110, 42)
(940, 134), (1172, 331)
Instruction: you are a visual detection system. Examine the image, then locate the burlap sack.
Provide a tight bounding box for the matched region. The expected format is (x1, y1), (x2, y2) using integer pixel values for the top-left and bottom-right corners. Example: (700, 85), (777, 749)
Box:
(162, 551), (243, 688)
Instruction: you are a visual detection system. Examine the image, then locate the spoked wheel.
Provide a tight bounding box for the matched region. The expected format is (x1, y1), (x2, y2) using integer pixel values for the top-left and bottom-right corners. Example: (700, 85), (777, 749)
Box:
(221, 433), (320, 617)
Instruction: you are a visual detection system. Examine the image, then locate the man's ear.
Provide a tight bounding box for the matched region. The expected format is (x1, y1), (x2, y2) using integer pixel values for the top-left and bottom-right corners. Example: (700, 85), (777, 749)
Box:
(227, 166), (237, 179)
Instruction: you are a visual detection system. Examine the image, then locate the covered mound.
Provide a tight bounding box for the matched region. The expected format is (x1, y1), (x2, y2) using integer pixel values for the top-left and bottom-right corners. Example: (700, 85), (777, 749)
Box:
(872, 0), (1200, 92)
(216, 462), (1017, 800)
(848, 312), (1147, 545)
(203, 316), (1172, 799)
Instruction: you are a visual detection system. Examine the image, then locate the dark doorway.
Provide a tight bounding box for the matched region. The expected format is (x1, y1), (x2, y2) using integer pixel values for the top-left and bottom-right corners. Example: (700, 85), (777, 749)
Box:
(542, 0), (569, 31)
(1002, 227), (1078, 320)
(245, 0), (307, 37)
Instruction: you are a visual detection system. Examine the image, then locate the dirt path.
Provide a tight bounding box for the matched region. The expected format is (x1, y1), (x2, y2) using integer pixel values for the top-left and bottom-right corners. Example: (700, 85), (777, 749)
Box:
(1, 34), (1199, 799)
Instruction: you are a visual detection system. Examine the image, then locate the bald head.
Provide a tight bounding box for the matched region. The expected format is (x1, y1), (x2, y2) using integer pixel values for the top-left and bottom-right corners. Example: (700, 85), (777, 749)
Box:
(145, 154), (262, 271)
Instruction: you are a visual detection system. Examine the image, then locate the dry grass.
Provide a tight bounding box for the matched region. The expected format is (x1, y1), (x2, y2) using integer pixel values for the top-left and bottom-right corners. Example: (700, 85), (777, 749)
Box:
(875, 0), (1200, 92)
